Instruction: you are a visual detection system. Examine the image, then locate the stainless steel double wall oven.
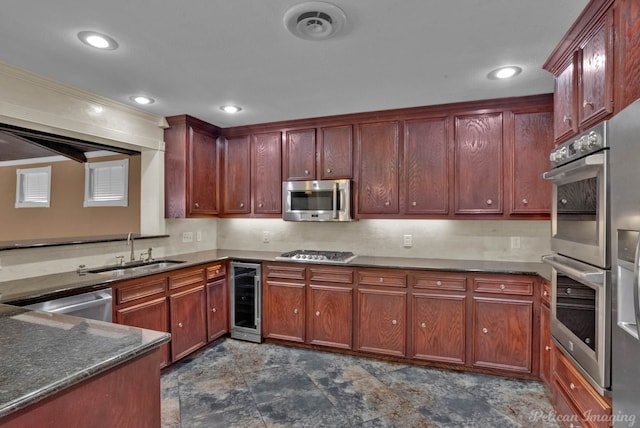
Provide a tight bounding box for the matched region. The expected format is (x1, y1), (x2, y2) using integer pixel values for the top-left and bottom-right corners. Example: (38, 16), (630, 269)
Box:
(542, 121), (611, 394)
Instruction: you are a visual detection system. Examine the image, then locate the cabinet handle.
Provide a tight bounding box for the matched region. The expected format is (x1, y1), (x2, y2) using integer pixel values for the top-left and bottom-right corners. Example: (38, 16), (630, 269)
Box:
(240, 202), (245, 208)
(411, 201), (417, 207)
(560, 198), (568, 205)
(316, 311), (320, 316)
(379, 277), (384, 283)
(545, 345), (551, 351)
(486, 199), (493, 205)
(543, 290), (549, 297)
(384, 201), (390, 206)
(566, 288), (572, 295)
(522, 198), (528, 205)
(570, 382), (576, 390)
(500, 284), (506, 290)
(194, 202), (200, 208)
(391, 319), (397, 325)
(583, 98), (594, 108)
(258, 203), (263, 208)
(304, 169), (310, 175)
(178, 322), (183, 328)
(212, 308), (217, 313)
(482, 327), (488, 334)
(326, 168), (332, 173)
(421, 322), (427, 328)
(436, 280), (442, 286)
(294, 308), (299, 314)
(562, 115), (571, 124)
(215, 269), (220, 275)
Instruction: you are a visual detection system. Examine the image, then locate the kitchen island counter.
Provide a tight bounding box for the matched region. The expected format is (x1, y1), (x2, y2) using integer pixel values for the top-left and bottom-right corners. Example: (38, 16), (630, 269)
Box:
(0, 249), (550, 305)
(0, 303), (170, 422)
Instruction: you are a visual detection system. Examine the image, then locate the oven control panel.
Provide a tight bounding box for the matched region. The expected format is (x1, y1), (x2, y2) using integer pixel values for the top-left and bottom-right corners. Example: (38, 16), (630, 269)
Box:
(549, 122), (607, 167)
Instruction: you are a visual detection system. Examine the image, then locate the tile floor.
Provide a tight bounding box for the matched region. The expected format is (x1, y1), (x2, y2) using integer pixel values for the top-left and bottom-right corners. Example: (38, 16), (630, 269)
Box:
(161, 338), (560, 428)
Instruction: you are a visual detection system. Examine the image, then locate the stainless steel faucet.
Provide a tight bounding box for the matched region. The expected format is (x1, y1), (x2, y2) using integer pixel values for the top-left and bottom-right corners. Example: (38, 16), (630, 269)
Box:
(127, 232), (135, 262)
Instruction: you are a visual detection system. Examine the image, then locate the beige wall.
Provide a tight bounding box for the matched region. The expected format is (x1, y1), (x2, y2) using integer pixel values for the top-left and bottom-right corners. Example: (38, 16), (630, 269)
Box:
(0, 154), (140, 241)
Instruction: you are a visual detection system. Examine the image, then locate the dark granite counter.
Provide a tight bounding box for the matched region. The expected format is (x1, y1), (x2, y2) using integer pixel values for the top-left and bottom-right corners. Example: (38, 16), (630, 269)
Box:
(0, 249), (550, 305)
(0, 304), (170, 419)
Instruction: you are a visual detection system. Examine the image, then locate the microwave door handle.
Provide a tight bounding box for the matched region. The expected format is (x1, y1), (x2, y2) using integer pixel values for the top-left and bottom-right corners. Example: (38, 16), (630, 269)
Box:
(542, 152), (605, 180)
(333, 182), (338, 219)
(633, 237), (640, 332)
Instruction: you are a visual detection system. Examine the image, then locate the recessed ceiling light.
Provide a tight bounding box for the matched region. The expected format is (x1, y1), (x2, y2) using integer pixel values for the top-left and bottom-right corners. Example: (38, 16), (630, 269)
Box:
(130, 95), (155, 105)
(487, 66), (522, 80)
(220, 105), (242, 113)
(77, 31), (119, 50)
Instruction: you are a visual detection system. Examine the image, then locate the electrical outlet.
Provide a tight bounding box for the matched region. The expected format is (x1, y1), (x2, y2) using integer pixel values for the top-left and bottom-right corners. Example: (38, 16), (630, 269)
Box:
(511, 236), (521, 249)
(182, 231), (194, 243)
(196, 230), (202, 242)
(262, 231), (270, 244)
(403, 234), (413, 248)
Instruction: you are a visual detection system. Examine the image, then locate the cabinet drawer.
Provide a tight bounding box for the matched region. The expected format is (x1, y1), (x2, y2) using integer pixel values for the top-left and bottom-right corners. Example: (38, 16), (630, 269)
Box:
(169, 268), (205, 290)
(542, 280), (551, 306)
(473, 276), (533, 296)
(552, 381), (585, 428)
(411, 272), (466, 291)
(309, 267), (354, 284)
(116, 277), (167, 305)
(265, 264), (306, 280)
(207, 263), (226, 280)
(553, 348), (611, 425)
(358, 269), (407, 288)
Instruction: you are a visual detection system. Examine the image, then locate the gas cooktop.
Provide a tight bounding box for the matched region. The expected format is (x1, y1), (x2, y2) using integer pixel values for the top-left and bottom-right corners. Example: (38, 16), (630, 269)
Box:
(276, 250), (357, 264)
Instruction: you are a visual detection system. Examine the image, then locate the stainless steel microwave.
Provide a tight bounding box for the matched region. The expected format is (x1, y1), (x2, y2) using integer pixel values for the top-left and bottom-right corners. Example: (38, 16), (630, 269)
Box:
(282, 179), (353, 222)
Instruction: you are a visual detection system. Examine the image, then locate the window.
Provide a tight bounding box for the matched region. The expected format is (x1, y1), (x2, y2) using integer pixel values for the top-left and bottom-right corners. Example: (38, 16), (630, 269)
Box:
(84, 159), (129, 207)
(15, 166), (51, 208)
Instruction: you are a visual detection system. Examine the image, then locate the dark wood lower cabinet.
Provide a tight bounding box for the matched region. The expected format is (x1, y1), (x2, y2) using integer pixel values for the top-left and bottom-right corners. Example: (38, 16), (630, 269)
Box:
(411, 293), (465, 364)
(263, 280), (306, 342)
(540, 302), (552, 385)
(307, 284), (353, 349)
(206, 278), (228, 342)
(472, 297), (533, 373)
(169, 284), (207, 361)
(356, 288), (407, 357)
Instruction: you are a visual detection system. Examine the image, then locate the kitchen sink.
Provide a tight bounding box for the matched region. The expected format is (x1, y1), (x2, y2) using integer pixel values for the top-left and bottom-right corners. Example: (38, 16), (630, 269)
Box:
(87, 259), (186, 276)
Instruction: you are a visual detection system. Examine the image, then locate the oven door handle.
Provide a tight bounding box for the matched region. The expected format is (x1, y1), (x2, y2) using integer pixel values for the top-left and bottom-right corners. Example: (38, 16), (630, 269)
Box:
(542, 254), (605, 287)
(542, 152), (605, 181)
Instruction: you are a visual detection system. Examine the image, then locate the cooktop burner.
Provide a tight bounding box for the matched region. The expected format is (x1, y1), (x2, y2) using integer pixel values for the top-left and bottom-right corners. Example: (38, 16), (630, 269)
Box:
(276, 249), (357, 264)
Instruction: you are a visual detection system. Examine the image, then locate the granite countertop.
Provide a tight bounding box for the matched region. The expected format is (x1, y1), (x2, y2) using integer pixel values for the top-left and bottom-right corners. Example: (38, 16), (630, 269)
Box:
(0, 249), (550, 305)
(0, 304), (170, 419)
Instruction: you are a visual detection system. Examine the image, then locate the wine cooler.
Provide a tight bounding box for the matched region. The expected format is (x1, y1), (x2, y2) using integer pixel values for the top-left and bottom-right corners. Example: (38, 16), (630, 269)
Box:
(230, 262), (262, 343)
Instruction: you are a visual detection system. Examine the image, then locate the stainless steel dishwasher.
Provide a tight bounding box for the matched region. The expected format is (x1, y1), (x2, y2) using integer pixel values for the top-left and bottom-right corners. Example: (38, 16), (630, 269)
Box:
(23, 289), (113, 322)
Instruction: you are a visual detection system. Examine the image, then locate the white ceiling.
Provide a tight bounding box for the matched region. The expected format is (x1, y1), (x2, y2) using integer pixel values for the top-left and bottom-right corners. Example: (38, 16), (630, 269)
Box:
(0, 0), (588, 128)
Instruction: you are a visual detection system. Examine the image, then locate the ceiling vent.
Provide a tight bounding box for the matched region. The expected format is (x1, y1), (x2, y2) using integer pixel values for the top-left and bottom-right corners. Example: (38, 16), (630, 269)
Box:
(283, 2), (347, 41)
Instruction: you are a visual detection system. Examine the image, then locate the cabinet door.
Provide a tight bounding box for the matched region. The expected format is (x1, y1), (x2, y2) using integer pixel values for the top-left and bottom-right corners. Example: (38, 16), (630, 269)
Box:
(579, 15), (613, 128)
(307, 284), (353, 349)
(411, 293), (465, 364)
(206, 278), (228, 342)
(356, 288), (406, 356)
(222, 136), (251, 214)
(252, 132), (282, 214)
(319, 125), (353, 179)
(554, 60), (578, 143)
(284, 128), (316, 181)
(473, 297), (533, 373)
(263, 280), (306, 342)
(115, 297), (170, 368)
(510, 110), (554, 214)
(189, 126), (218, 215)
(540, 302), (552, 386)
(357, 121), (400, 214)
(454, 113), (503, 214)
(170, 285), (207, 361)
(404, 117), (448, 214)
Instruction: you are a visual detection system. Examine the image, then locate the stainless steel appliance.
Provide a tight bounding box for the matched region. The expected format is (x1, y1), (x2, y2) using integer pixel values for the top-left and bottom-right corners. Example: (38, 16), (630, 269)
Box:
(543, 122), (612, 394)
(230, 261), (262, 343)
(276, 249), (357, 264)
(609, 99), (640, 425)
(282, 179), (353, 222)
(23, 288), (113, 322)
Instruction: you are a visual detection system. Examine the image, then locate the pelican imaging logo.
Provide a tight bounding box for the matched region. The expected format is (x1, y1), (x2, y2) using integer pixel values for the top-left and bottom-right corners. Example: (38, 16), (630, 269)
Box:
(529, 409), (636, 426)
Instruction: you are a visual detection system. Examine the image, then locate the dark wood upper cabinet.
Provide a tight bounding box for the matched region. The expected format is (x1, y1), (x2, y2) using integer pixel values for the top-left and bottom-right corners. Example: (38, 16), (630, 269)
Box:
(554, 59), (578, 142)
(221, 135), (251, 215)
(357, 121), (400, 215)
(252, 132), (282, 214)
(403, 117), (448, 215)
(164, 115), (220, 218)
(284, 128), (316, 181)
(454, 113), (503, 215)
(319, 125), (353, 179)
(509, 109), (554, 215)
(614, 0), (640, 112)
